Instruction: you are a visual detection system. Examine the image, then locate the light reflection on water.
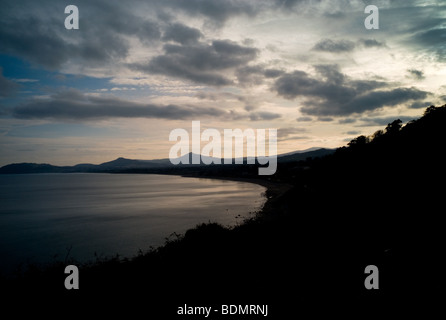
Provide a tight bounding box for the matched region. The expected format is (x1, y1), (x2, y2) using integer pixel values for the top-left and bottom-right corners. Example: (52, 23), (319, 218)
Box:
(0, 173), (265, 273)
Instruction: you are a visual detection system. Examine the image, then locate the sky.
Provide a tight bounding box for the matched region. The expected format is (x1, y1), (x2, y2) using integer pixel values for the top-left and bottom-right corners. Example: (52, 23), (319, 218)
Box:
(0, 0), (445, 166)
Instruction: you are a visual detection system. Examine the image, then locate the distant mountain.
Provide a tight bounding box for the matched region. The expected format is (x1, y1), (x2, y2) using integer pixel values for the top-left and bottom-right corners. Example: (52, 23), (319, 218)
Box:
(96, 157), (172, 170)
(277, 147), (326, 157)
(0, 148), (334, 174)
(277, 148), (335, 162)
(0, 163), (69, 174)
(0, 157), (173, 174)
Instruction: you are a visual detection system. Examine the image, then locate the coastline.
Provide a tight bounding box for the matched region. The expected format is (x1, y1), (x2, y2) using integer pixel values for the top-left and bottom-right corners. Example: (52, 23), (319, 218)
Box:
(178, 173), (293, 204)
(0, 172), (289, 275)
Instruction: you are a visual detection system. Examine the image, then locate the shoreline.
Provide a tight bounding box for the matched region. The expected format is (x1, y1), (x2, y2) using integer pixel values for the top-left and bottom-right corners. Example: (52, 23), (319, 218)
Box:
(0, 172), (291, 276)
(179, 174), (292, 201)
(173, 173), (294, 220)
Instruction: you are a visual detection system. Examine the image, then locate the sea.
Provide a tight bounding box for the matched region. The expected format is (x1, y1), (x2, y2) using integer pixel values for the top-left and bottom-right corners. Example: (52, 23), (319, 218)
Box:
(0, 173), (266, 274)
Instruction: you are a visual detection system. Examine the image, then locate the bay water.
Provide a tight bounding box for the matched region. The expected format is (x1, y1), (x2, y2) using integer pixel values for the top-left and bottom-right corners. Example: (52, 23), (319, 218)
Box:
(0, 173), (266, 274)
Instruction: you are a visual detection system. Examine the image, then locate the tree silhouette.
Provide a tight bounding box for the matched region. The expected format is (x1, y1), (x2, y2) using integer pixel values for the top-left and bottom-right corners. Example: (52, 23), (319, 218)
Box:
(385, 119), (402, 135)
(424, 105), (437, 116)
(347, 135), (367, 147)
(371, 129), (384, 142)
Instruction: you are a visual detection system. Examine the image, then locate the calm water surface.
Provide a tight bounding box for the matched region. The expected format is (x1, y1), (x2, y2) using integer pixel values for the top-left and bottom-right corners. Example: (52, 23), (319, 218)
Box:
(0, 173), (265, 273)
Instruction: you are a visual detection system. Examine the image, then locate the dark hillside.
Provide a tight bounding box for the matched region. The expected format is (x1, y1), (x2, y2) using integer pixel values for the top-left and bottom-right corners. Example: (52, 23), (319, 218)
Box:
(298, 105), (446, 293)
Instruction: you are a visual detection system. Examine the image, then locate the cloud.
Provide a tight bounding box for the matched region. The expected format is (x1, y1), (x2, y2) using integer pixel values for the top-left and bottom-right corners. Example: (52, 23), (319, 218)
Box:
(296, 116), (313, 122)
(236, 66), (265, 86)
(249, 111), (281, 121)
(0, 67), (19, 97)
(160, 0), (317, 25)
(162, 23), (203, 45)
(339, 87), (429, 113)
(277, 126), (308, 141)
(161, 0), (258, 25)
(407, 69), (425, 80)
(264, 69), (285, 78)
(312, 38), (385, 54)
(408, 101), (432, 109)
(235, 65), (285, 86)
(244, 105), (256, 112)
(1, 0), (444, 75)
(235, 65), (284, 86)
(132, 40), (258, 86)
(11, 89), (229, 121)
(273, 64), (430, 116)
(0, 17), (73, 69)
(385, 3), (446, 62)
(195, 91), (245, 102)
(312, 39), (356, 53)
(11, 89), (279, 122)
(410, 28), (446, 61)
(279, 127), (307, 136)
(274, 0), (313, 9)
(359, 116), (416, 127)
(13, 78), (39, 83)
(358, 38), (386, 48)
(338, 118), (356, 124)
(317, 117), (334, 122)
(0, 1), (160, 69)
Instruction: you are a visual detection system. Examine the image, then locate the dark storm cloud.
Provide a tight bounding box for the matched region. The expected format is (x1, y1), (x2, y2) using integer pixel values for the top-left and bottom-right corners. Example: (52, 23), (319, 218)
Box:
(264, 69), (285, 78)
(0, 68), (19, 97)
(12, 90), (228, 120)
(0, 16), (76, 69)
(274, 64), (385, 99)
(407, 69), (425, 80)
(312, 39), (356, 53)
(2, 0), (445, 72)
(141, 56), (231, 86)
(273, 70), (319, 100)
(235, 65), (284, 86)
(162, 23), (203, 45)
(273, 64), (430, 116)
(0, 0), (328, 71)
(236, 66), (266, 87)
(344, 88), (429, 111)
(0, 1), (160, 69)
(313, 64), (347, 84)
(132, 40), (258, 86)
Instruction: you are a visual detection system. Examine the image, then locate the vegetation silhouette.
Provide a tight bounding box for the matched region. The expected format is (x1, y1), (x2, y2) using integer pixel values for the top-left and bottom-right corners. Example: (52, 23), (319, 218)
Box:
(2, 105), (445, 315)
